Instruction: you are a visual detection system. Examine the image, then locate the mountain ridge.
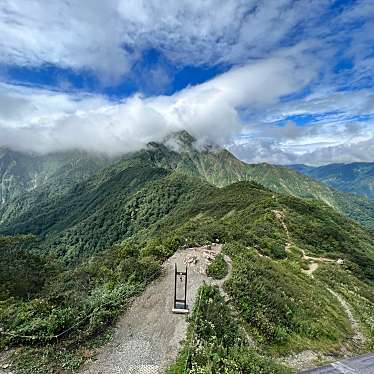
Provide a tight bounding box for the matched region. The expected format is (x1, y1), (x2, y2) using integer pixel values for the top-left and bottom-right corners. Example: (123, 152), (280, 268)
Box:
(1, 131), (374, 234)
(0, 148), (112, 206)
(289, 162), (374, 200)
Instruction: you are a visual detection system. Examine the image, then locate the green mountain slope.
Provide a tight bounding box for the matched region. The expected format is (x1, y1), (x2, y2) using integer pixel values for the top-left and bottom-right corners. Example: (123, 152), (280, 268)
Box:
(1, 174), (373, 372)
(1, 132), (374, 242)
(0, 147), (110, 206)
(0, 149), (112, 226)
(0, 132), (373, 372)
(115, 132), (374, 231)
(289, 163), (374, 200)
(128, 132), (374, 231)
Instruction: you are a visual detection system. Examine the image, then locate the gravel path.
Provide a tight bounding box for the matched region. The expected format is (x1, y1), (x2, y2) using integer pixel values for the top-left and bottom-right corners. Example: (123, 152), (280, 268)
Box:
(81, 244), (223, 374)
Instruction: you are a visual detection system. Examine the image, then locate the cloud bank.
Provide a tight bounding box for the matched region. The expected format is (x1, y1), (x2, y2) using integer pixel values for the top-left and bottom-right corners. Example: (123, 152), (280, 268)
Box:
(0, 55), (313, 155)
(230, 120), (374, 166)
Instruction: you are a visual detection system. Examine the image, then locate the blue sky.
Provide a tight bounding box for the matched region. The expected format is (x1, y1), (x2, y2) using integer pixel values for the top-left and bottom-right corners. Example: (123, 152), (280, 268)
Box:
(0, 0), (373, 164)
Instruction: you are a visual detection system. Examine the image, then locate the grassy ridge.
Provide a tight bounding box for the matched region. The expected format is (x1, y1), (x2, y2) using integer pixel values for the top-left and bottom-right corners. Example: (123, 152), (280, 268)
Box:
(1, 133), (374, 238)
(4, 179), (373, 368)
(225, 243), (352, 353)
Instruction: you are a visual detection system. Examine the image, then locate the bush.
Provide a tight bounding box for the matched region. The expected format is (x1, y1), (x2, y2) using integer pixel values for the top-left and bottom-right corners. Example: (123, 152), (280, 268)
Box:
(168, 284), (291, 374)
(207, 253), (228, 280)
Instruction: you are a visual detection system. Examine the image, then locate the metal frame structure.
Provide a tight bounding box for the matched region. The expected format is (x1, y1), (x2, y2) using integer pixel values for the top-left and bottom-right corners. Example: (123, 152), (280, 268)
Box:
(172, 264), (189, 314)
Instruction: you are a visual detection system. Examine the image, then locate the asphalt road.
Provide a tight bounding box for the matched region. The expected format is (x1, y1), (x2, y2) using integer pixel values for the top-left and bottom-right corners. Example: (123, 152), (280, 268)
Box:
(301, 353), (374, 373)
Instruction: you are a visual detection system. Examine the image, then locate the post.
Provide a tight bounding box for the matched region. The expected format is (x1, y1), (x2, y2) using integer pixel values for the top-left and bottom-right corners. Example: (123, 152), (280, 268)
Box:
(184, 265), (188, 310)
(174, 263), (177, 310)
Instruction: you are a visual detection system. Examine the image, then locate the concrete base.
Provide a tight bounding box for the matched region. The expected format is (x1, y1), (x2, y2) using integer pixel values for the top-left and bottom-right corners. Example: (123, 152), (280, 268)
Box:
(172, 307), (189, 314)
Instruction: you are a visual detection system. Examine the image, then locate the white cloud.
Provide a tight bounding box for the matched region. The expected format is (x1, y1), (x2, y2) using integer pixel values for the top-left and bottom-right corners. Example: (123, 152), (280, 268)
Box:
(230, 118), (374, 166)
(227, 84), (374, 165)
(0, 0), (332, 82)
(0, 0), (131, 83)
(0, 55), (314, 154)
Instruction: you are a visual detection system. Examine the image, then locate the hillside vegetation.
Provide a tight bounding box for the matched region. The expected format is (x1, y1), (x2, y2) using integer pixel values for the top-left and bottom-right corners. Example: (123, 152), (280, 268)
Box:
(0, 148), (110, 223)
(1, 132), (374, 242)
(0, 132), (373, 372)
(1, 172), (373, 372)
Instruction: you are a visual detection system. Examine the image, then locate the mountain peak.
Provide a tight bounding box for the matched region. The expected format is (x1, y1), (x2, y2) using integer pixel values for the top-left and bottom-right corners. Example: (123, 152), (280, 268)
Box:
(163, 130), (197, 148)
(172, 130), (196, 144)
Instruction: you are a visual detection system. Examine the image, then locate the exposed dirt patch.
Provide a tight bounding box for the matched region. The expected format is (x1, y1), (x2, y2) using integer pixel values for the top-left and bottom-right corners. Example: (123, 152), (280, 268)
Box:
(0, 350), (13, 374)
(300, 249), (337, 277)
(281, 350), (336, 372)
(303, 262), (320, 275)
(272, 209), (343, 277)
(300, 248), (345, 277)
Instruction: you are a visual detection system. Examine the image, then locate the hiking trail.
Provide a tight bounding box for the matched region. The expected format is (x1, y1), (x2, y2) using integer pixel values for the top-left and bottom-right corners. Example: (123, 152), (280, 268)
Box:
(81, 244), (229, 374)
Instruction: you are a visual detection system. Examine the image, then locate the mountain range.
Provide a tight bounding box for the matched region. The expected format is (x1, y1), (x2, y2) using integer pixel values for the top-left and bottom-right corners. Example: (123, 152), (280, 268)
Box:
(0, 147), (111, 205)
(1, 131), (373, 237)
(0, 131), (373, 373)
(289, 162), (374, 200)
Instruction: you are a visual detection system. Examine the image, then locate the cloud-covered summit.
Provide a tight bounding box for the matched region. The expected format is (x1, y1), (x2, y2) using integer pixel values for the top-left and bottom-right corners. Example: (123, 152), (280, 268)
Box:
(0, 55), (313, 155)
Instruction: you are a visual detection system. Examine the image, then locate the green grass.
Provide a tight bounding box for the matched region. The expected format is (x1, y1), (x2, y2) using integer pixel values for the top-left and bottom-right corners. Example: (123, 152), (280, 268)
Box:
(224, 243), (353, 355)
(167, 284), (291, 374)
(207, 253), (228, 279)
(316, 264), (374, 352)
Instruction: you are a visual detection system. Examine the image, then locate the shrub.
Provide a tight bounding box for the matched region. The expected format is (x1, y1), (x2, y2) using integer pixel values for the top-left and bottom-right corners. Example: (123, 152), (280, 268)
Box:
(207, 253), (228, 280)
(168, 284), (291, 374)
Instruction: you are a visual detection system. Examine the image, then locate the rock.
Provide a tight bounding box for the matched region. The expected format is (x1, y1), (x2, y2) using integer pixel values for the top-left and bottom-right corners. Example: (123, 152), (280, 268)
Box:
(184, 254), (198, 265)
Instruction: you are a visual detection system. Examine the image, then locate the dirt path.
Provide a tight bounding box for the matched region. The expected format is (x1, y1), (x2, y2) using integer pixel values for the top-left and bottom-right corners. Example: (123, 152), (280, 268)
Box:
(0, 351), (12, 374)
(272, 210), (292, 254)
(300, 248), (337, 276)
(81, 244), (225, 374)
(327, 288), (365, 346)
(272, 209), (341, 277)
